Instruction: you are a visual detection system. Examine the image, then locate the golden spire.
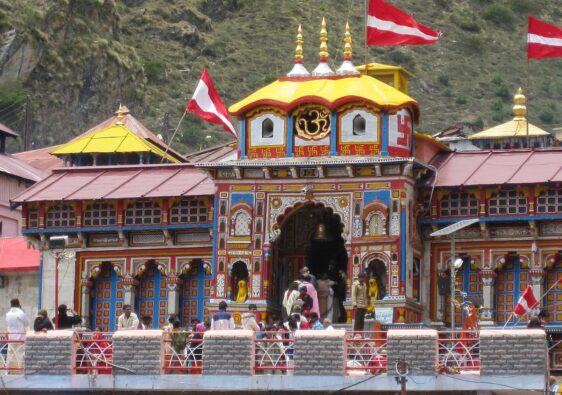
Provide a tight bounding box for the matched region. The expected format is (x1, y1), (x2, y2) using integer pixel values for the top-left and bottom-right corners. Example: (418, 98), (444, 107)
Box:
(343, 21), (352, 60)
(512, 87), (527, 121)
(319, 17), (329, 61)
(115, 104), (125, 125)
(295, 24), (304, 64)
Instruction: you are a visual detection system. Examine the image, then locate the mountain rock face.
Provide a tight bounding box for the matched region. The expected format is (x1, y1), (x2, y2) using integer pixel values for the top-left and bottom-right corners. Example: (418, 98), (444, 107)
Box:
(0, 0), (560, 153)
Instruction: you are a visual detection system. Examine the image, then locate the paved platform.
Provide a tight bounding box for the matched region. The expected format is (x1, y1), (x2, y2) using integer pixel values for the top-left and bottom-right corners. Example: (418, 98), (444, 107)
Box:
(0, 374), (546, 394)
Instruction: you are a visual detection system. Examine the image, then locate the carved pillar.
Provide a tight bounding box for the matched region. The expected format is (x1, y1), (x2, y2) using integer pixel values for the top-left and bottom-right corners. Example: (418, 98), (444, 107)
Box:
(80, 278), (93, 325)
(479, 270), (496, 325)
(530, 269), (546, 310)
(166, 275), (182, 316)
(121, 276), (139, 309)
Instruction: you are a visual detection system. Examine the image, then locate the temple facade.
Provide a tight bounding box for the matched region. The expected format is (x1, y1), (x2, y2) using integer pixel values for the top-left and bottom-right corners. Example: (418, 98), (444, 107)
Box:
(11, 20), (562, 370)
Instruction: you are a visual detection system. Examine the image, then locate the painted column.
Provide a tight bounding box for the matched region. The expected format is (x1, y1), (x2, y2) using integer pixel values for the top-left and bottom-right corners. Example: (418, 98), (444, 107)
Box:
(240, 118), (247, 159)
(286, 114), (294, 157)
(166, 275), (182, 316)
(80, 279), (93, 325)
(530, 269), (545, 311)
(329, 112), (337, 156)
(479, 270), (496, 325)
(263, 246), (271, 301)
(380, 111), (389, 156)
(121, 276), (138, 309)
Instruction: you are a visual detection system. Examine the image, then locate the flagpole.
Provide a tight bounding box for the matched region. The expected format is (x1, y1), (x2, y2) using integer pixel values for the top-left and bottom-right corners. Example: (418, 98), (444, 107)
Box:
(364, 0), (369, 74)
(526, 51), (530, 146)
(502, 312), (514, 329)
(160, 111), (186, 164)
(511, 280), (561, 327)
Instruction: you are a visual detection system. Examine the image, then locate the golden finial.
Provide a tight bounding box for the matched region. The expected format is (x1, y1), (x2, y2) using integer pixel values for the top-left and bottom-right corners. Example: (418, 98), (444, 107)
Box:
(343, 21), (352, 60)
(115, 104), (125, 125)
(512, 87), (527, 120)
(295, 24), (304, 63)
(319, 17), (329, 61)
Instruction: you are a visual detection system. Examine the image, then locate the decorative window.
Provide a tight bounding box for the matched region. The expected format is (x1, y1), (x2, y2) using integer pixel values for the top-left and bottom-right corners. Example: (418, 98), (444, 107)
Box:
(232, 209), (252, 236)
(125, 200), (162, 225)
(352, 115), (366, 135)
(83, 203), (116, 226)
(28, 208), (39, 228)
(46, 204), (76, 228)
(537, 189), (562, 213)
(439, 192), (478, 217)
(489, 191), (527, 215)
(365, 211), (386, 236)
(170, 198), (208, 224)
(262, 118), (274, 138)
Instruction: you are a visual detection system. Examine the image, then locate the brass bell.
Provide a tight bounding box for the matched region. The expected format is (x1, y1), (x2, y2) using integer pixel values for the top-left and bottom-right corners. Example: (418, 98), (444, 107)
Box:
(313, 222), (331, 241)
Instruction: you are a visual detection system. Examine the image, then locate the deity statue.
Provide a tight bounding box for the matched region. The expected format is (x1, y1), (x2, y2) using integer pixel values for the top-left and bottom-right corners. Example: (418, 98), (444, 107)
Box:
(368, 278), (380, 300)
(236, 279), (248, 302)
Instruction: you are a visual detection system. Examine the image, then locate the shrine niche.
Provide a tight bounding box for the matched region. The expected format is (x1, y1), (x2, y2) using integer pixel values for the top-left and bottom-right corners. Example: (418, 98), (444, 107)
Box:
(231, 260), (249, 302)
(364, 256), (388, 300)
(362, 201), (388, 237)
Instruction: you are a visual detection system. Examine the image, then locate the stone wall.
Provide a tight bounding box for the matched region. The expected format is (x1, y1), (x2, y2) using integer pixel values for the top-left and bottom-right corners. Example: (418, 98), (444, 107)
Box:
(0, 272), (38, 331)
(112, 330), (164, 374)
(24, 330), (75, 374)
(386, 329), (438, 375)
(480, 328), (547, 375)
(202, 330), (254, 375)
(293, 329), (346, 375)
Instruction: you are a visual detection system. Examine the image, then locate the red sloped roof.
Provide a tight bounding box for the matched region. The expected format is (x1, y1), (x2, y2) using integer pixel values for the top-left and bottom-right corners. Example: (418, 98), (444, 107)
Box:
(431, 148), (562, 187)
(13, 145), (64, 173)
(0, 237), (39, 273)
(11, 164), (215, 204)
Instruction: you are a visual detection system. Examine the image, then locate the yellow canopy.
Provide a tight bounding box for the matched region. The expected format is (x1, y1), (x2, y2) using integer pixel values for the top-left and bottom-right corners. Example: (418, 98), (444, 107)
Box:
(50, 124), (180, 163)
(468, 119), (550, 140)
(229, 74), (419, 121)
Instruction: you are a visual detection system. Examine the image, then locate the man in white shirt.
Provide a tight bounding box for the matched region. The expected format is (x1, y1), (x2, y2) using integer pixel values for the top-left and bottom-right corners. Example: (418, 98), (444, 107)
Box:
(117, 304), (139, 330)
(6, 298), (29, 373)
(210, 301), (235, 330)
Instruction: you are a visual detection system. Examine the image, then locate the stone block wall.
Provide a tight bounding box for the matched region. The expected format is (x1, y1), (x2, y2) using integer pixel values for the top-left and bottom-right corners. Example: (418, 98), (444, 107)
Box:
(386, 329), (438, 375)
(293, 329), (346, 375)
(112, 330), (164, 374)
(24, 330), (76, 374)
(203, 330), (254, 375)
(480, 329), (547, 375)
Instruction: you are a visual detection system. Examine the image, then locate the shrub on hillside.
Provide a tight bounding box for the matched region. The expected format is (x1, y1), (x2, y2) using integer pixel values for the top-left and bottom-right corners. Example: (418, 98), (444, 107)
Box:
(482, 4), (515, 29)
(143, 60), (165, 82)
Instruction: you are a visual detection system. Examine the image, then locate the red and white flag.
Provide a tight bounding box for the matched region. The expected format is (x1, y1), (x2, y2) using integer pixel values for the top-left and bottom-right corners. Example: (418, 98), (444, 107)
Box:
(186, 69), (237, 138)
(367, 0), (441, 46)
(513, 286), (539, 316)
(528, 16), (562, 59)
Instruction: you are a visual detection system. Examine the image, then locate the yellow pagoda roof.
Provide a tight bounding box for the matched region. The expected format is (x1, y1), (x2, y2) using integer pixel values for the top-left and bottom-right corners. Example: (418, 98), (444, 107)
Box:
(50, 124), (181, 163)
(468, 120), (550, 140)
(229, 74), (419, 121)
(469, 87), (550, 140)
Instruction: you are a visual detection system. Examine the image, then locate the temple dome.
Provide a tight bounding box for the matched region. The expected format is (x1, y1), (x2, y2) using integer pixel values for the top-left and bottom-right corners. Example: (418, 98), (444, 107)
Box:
(229, 74), (419, 121)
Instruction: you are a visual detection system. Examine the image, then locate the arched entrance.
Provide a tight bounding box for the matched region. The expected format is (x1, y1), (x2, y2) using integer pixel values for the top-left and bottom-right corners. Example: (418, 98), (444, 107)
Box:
(135, 260), (168, 328)
(90, 262), (124, 331)
(271, 202), (348, 321)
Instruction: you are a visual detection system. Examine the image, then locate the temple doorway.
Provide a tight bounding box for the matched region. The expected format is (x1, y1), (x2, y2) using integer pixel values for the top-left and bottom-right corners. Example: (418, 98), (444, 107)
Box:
(272, 203), (348, 321)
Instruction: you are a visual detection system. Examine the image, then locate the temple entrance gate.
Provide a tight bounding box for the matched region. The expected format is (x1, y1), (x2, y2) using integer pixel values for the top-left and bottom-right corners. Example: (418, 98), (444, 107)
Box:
(271, 202), (348, 320)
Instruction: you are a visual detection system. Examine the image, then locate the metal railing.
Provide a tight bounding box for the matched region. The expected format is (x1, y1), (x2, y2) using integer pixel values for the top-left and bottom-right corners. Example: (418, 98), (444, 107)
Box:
(345, 331), (387, 375)
(162, 333), (204, 374)
(0, 332), (26, 374)
(75, 332), (113, 374)
(254, 331), (294, 375)
(437, 330), (480, 373)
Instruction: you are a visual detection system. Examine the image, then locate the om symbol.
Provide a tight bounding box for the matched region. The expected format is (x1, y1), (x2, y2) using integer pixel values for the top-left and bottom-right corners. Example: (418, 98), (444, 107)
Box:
(295, 107), (331, 140)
